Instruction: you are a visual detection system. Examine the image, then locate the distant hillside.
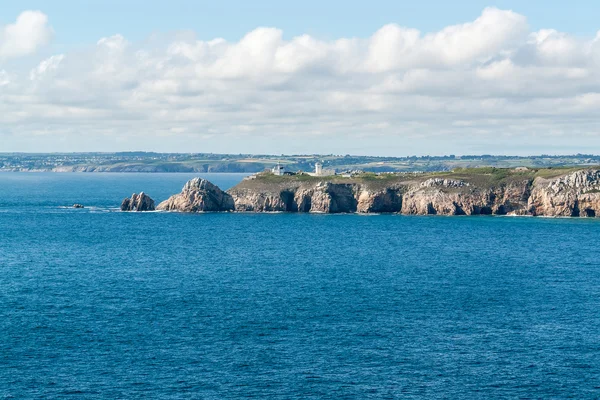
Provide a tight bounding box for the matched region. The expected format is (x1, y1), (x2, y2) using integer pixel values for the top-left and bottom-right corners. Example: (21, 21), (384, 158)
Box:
(1, 152), (600, 173)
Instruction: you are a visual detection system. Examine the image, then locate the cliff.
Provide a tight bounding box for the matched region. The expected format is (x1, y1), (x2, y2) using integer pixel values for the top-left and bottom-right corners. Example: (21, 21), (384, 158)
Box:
(528, 170), (600, 217)
(224, 167), (600, 217)
(150, 167), (600, 217)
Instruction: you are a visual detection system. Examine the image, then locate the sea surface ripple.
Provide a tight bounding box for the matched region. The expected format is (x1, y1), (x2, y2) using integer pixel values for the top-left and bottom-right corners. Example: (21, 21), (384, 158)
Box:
(1, 173), (600, 398)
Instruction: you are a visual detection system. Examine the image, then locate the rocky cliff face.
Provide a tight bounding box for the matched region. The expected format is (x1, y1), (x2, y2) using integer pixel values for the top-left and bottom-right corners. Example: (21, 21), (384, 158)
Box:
(401, 179), (531, 216)
(230, 181), (369, 213)
(229, 189), (290, 212)
(157, 178), (234, 212)
(228, 176), (530, 216)
(121, 192), (155, 211)
(156, 169), (600, 217)
(528, 170), (600, 217)
(355, 187), (403, 213)
(295, 182), (359, 213)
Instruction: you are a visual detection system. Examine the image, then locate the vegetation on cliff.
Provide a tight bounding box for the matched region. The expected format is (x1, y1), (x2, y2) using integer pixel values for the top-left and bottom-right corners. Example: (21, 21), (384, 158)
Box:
(143, 167), (600, 217)
(226, 167), (600, 216)
(234, 167), (593, 191)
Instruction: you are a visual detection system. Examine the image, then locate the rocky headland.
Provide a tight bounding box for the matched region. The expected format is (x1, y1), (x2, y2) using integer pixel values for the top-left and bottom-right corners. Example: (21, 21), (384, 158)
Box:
(138, 167), (600, 217)
(226, 170), (531, 215)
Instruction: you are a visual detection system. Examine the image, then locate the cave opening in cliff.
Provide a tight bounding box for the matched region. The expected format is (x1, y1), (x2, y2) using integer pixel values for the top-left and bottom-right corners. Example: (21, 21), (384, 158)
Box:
(280, 191), (296, 212)
(480, 207), (493, 215)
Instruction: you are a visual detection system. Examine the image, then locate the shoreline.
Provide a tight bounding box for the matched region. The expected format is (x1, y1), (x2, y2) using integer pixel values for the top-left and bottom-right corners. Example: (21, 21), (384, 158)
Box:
(129, 169), (600, 218)
(39, 206), (600, 221)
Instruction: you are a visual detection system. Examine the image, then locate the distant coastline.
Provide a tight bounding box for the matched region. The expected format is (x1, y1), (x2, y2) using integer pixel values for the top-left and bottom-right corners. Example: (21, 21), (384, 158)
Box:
(2, 152), (600, 174)
(0, 166), (259, 173)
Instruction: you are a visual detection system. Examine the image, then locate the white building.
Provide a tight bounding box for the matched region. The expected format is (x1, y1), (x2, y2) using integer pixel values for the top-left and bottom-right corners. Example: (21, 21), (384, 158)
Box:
(315, 162), (323, 176)
(308, 162), (335, 176)
(272, 163), (285, 176)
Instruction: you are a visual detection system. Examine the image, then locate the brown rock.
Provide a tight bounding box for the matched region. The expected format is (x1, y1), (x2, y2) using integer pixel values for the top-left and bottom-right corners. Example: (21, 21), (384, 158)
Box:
(169, 169), (600, 218)
(157, 178), (234, 212)
(528, 170), (600, 217)
(121, 192), (155, 212)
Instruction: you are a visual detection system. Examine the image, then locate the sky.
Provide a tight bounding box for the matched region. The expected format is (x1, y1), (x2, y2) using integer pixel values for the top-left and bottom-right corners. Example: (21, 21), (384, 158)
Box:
(1, 1), (600, 156)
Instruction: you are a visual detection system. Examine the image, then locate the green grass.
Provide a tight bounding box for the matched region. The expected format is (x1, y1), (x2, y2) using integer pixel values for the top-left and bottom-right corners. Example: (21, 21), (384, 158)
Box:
(232, 166), (600, 192)
(354, 172), (399, 181)
(254, 173), (321, 183)
(532, 166), (596, 179)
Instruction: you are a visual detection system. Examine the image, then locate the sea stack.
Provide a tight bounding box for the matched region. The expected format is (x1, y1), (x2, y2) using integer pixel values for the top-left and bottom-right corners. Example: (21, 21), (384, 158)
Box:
(121, 192), (156, 212)
(156, 178), (235, 212)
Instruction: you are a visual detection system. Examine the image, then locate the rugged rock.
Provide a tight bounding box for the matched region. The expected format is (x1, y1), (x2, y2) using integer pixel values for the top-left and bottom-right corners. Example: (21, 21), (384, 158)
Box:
(356, 187), (403, 213)
(157, 178), (234, 212)
(229, 181), (361, 213)
(294, 182), (358, 213)
(73, 204), (84, 209)
(121, 192), (155, 211)
(528, 170), (600, 217)
(228, 176), (530, 216)
(420, 178), (469, 188)
(401, 180), (532, 216)
(156, 169), (600, 217)
(229, 189), (289, 212)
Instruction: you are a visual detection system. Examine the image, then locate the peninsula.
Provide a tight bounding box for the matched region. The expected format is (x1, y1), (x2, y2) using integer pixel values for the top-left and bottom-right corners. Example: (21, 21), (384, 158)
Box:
(125, 167), (600, 217)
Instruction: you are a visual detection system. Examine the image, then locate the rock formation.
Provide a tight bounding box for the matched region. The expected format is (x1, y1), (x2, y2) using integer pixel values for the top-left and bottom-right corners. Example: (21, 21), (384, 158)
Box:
(229, 181), (363, 213)
(293, 182), (359, 213)
(528, 170), (600, 217)
(400, 179), (531, 216)
(73, 204), (84, 209)
(152, 168), (600, 217)
(156, 178), (234, 212)
(120, 192), (155, 212)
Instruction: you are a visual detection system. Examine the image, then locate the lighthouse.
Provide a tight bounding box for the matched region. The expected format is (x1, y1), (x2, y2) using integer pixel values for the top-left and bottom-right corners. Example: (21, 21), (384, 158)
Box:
(315, 162), (323, 176)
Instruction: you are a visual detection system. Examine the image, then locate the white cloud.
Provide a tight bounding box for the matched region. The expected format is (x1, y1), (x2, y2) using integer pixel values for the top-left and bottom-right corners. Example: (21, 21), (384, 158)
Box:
(97, 34), (128, 51)
(528, 29), (585, 65)
(30, 54), (64, 80)
(0, 11), (53, 59)
(2, 7), (600, 155)
(364, 7), (528, 72)
(424, 7), (528, 64)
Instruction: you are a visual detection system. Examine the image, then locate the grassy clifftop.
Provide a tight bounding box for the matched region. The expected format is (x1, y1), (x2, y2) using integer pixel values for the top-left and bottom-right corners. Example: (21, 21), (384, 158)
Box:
(428, 166), (586, 186)
(231, 166), (600, 192)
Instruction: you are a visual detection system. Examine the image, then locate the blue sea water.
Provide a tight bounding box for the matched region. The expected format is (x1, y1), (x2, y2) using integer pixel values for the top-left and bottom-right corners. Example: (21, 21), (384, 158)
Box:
(1, 173), (600, 399)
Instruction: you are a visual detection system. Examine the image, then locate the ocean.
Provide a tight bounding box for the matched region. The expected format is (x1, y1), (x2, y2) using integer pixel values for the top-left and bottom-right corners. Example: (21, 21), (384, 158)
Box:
(1, 173), (600, 398)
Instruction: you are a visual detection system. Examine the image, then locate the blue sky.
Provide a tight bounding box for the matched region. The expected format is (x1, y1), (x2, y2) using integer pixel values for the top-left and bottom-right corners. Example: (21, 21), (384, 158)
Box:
(4, 0), (600, 51)
(1, 2), (600, 155)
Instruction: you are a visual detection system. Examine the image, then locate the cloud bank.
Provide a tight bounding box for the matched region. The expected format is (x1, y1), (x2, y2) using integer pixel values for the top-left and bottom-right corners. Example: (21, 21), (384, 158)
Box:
(1, 8), (600, 155)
